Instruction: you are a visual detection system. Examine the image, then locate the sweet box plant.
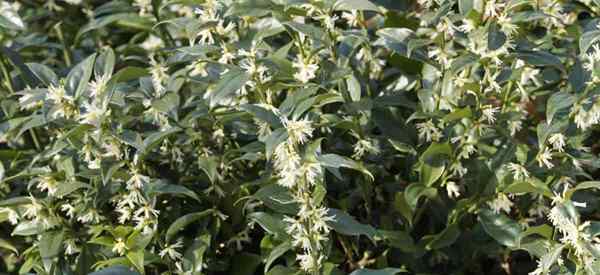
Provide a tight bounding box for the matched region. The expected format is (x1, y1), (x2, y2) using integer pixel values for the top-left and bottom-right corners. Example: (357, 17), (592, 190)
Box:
(1, 0), (600, 274)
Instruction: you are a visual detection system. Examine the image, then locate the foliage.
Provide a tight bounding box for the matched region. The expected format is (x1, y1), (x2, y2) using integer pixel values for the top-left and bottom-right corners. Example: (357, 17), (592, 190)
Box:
(1, 0), (600, 274)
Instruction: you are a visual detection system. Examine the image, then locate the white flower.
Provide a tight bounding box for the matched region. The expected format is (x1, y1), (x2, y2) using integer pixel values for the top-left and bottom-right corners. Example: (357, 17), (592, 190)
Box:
(298, 252), (325, 272)
(134, 204), (160, 220)
(61, 204), (75, 218)
(487, 193), (513, 214)
(416, 120), (442, 142)
(116, 205), (133, 224)
(134, 0), (152, 15)
(141, 35), (164, 51)
(428, 47), (451, 68)
(77, 209), (102, 224)
(352, 139), (380, 159)
(536, 147), (554, 169)
(292, 55), (319, 83)
(89, 74), (110, 98)
(112, 238), (127, 255)
(497, 13), (518, 36)
(149, 57), (168, 96)
(23, 197), (43, 219)
(127, 168), (150, 190)
(446, 181), (461, 198)
(583, 44), (600, 71)
(47, 84), (70, 104)
(548, 204), (593, 260)
(548, 133), (566, 152)
(506, 163), (530, 181)
(159, 240), (183, 260)
(64, 239), (79, 255)
(484, 0), (505, 18)
(509, 120), (523, 136)
(458, 19), (476, 33)
(0, 207), (19, 225)
(80, 102), (109, 127)
(274, 142), (301, 188)
(37, 176), (58, 196)
(18, 93), (42, 110)
(301, 162), (321, 186)
(0, 1), (24, 29)
(481, 105), (500, 124)
(282, 117), (314, 145)
(341, 10), (359, 27)
(318, 14), (338, 31)
(218, 45), (235, 64)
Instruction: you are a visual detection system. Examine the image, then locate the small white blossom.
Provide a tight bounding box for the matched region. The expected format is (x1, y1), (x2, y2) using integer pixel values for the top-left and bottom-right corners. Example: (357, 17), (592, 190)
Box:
(292, 55), (319, 83)
(487, 193), (513, 214)
(536, 147), (554, 169)
(282, 117), (314, 145)
(159, 240), (183, 260)
(416, 120), (442, 142)
(481, 105), (500, 124)
(112, 238), (127, 255)
(506, 163), (530, 181)
(548, 133), (566, 152)
(446, 181), (461, 198)
(341, 10), (359, 27)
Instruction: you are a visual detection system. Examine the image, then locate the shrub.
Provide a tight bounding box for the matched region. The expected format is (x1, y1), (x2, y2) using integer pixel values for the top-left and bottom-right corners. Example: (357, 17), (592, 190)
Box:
(1, 0), (600, 274)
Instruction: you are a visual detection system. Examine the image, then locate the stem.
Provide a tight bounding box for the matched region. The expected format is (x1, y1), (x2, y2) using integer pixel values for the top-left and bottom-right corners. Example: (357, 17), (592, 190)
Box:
(0, 57), (14, 94)
(53, 22), (72, 67)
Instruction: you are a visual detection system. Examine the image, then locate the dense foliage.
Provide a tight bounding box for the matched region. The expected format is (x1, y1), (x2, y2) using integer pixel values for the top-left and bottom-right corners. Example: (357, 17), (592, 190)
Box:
(3, 0), (600, 274)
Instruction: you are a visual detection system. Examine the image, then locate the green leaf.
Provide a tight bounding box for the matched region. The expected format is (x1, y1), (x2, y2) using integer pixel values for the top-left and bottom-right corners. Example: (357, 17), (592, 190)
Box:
(248, 212), (289, 238)
(166, 210), (214, 242)
(375, 28), (429, 63)
(39, 230), (64, 272)
(326, 208), (378, 241)
(12, 221), (43, 236)
(425, 223), (460, 250)
(516, 50), (563, 71)
(230, 253), (262, 275)
(546, 91), (575, 123)
(0, 238), (18, 254)
(0, 46), (40, 87)
(566, 181), (600, 199)
(140, 127), (181, 156)
(197, 156), (219, 183)
(126, 250), (145, 274)
(65, 54), (97, 98)
(145, 180), (200, 202)
(240, 104), (282, 127)
(479, 209), (522, 248)
(264, 241), (293, 273)
(209, 69), (249, 107)
(394, 192), (414, 227)
(95, 48), (116, 78)
(317, 154), (374, 180)
(333, 0), (380, 12)
(404, 183), (437, 211)
(378, 230), (416, 252)
(26, 63), (58, 86)
(254, 184), (299, 214)
(488, 23), (506, 51)
(346, 74), (361, 102)
(419, 143), (452, 186)
(89, 266), (140, 275)
(349, 268), (407, 275)
(283, 22), (327, 44)
(77, 13), (152, 41)
(152, 92), (180, 113)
